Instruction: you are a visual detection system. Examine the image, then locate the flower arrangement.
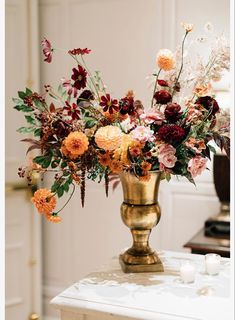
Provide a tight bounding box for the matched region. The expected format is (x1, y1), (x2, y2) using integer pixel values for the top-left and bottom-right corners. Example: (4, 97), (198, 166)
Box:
(14, 23), (230, 222)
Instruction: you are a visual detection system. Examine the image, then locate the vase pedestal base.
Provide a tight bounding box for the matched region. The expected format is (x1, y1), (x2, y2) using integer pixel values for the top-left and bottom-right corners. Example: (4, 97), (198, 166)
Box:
(119, 253), (164, 273)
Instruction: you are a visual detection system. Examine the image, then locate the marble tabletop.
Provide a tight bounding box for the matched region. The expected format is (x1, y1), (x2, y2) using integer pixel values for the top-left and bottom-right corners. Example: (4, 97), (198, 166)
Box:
(51, 250), (233, 320)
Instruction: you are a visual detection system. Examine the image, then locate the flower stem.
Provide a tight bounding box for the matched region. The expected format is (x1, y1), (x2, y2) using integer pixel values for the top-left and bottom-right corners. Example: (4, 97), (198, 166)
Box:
(81, 56), (101, 102)
(172, 31), (189, 97)
(54, 183), (76, 215)
(151, 69), (161, 108)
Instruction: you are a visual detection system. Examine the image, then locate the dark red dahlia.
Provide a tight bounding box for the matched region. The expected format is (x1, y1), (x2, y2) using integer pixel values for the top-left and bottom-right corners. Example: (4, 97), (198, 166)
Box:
(68, 48), (91, 55)
(164, 103), (183, 122)
(157, 79), (168, 87)
(154, 90), (172, 104)
(119, 96), (135, 115)
(196, 96), (219, 116)
(77, 90), (94, 103)
(100, 94), (119, 114)
(158, 124), (185, 144)
(71, 65), (87, 90)
(63, 101), (80, 120)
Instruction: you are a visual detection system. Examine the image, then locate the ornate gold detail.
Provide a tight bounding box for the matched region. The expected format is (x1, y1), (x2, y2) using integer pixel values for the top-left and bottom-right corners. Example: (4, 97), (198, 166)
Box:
(29, 313), (39, 320)
(119, 171), (164, 273)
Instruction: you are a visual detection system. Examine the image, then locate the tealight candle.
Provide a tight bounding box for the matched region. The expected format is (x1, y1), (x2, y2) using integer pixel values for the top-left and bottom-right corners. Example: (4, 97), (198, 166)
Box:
(205, 253), (221, 275)
(180, 261), (196, 283)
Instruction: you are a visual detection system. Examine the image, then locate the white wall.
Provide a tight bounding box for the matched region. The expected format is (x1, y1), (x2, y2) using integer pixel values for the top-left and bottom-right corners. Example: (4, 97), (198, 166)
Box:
(38, 1), (230, 319)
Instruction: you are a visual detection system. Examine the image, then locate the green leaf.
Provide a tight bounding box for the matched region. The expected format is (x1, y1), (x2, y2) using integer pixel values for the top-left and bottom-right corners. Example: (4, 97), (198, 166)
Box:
(41, 156), (52, 168)
(17, 126), (35, 133)
(51, 181), (61, 193)
(51, 159), (60, 168)
(208, 144), (217, 154)
(61, 161), (67, 168)
(14, 104), (33, 112)
(63, 181), (70, 193)
(84, 117), (97, 128)
(25, 115), (36, 125)
(18, 91), (26, 99)
(57, 186), (64, 198)
(33, 155), (45, 165)
(34, 99), (45, 111)
(12, 97), (22, 104)
(26, 87), (32, 95)
(34, 128), (42, 137)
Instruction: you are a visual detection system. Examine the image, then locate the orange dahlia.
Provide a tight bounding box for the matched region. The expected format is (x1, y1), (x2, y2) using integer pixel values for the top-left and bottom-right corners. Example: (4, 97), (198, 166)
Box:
(95, 126), (123, 151)
(98, 152), (112, 167)
(141, 161), (152, 171)
(46, 214), (62, 223)
(156, 49), (175, 71)
(63, 131), (89, 157)
(31, 188), (56, 215)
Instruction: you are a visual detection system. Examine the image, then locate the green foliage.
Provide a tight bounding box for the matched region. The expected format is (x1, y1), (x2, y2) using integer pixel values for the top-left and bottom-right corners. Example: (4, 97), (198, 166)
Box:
(25, 115), (36, 125)
(17, 126), (35, 134)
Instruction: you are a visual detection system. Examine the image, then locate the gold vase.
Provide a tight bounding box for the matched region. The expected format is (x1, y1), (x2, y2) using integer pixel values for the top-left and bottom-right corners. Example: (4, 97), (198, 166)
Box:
(119, 171), (164, 273)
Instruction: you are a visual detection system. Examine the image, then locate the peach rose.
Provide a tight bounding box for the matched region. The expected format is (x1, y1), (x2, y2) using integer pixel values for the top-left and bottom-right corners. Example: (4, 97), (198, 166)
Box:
(158, 144), (177, 168)
(95, 126), (123, 151)
(187, 156), (208, 178)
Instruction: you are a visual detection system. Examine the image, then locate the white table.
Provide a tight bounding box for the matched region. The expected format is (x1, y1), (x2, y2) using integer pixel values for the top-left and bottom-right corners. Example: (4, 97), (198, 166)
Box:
(51, 250), (232, 320)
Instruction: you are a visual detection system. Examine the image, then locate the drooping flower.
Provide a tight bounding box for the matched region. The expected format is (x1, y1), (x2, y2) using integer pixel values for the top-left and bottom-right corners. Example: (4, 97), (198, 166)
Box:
(63, 131), (89, 157)
(95, 126), (123, 151)
(71, 65), (87, 90)
(31, 188), (56, 215)
(61, 78), (78, 98)
(68, 48), (91, 55)
(185, 137), (206, 154)
(158, 124), (185, 144)
(131, 126), (155, 143)
(196, 96), (219, 116)
(100, 94), (119, 114)
(46, 214), (62, 223)
(140, 109), (165, 125)
(156, 49), (175, 71)
(63, 101), (81, 120)
(187, 156), (208, 178)
(181, 22), (193, 33)
(164, 103), (183, 122)
(158, 144), (177, 168)
(41, 38), (53, 63)
(154, 90), (172, 104)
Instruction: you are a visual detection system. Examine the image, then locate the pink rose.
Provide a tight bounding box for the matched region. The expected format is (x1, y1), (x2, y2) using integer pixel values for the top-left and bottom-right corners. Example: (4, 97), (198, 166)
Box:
(158, 144), (177, 168)
(131, 126), (154, 143)
(187, 156), (208, 178)
(140, 109), (165, 125)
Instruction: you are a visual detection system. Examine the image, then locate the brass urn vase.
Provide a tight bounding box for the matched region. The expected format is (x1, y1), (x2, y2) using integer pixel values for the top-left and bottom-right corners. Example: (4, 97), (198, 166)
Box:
(119, 171), (164, 273)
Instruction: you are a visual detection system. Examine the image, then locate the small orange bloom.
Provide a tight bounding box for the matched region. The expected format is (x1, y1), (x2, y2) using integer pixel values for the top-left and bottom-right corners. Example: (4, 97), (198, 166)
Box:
(109, 159), (123, 174)
(46, 215), (62, 223)
(156, 49), (175, 71)
(99, 152), (111, 167)
(31, 188), (56, 215)
(141, 161), (152, 171)
(130, 146), (142, 157)
(64, 131), (89, 157)
(138, 172), (151, 182)
(72, 173), (81, 184)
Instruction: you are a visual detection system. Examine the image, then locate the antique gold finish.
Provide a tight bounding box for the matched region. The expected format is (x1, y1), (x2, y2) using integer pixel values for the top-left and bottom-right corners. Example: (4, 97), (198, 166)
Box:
(119, 171), (164, 273)
(29, 313), (39, 320)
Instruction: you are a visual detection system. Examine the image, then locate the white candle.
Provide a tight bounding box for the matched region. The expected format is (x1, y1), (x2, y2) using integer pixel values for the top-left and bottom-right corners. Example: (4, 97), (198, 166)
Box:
(205, 253), (221, 275)
(180, 261), (196, 283)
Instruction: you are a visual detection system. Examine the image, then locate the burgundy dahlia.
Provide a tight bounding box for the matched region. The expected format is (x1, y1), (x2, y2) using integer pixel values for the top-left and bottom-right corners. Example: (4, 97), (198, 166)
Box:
(164, 103), (183, 122)
(154, 90), (172, 104)
(158, 124), (185, 144)
(100, 94), (119, 114)
(71, 65), (87, 90)
(119, 96), (135, 115)
(196, 96), (219, 115)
